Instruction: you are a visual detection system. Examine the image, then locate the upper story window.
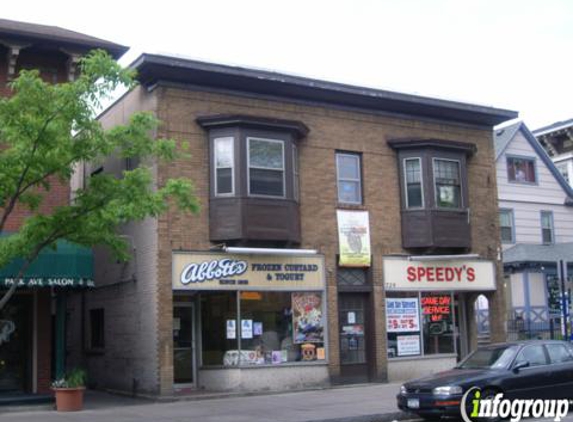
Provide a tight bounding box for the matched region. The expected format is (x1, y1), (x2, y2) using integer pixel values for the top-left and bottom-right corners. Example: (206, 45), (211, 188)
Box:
(433, 158), (462, 208)
(499, 209), (514, 244)
(507, 156), (536, 184)
(336, 153), (362, 204)
(541, 211), (554, 244)
(248, 137), (285, 197)
(557, 163), (569, 184)
(404, 158), (423, 208)
(214, 137), (235, 196)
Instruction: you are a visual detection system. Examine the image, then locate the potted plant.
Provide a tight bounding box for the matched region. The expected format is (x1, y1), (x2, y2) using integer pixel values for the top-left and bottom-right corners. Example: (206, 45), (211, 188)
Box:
(51, 368), (87, 411)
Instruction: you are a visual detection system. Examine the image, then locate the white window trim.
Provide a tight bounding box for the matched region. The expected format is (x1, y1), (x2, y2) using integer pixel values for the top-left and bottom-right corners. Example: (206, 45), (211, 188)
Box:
(403, 157), (424, 209)
(499, 208), (515, 244)
(336, 153), (362, 205)
(293, 143), (299, 202)
(247, 137), (286, 198)
(214, 137), (235, 197)
(432, 157), (463, 209)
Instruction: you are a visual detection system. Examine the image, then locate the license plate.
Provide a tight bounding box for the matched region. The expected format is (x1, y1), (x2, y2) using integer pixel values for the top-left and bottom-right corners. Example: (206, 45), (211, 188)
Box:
(407, 398), (420, 409)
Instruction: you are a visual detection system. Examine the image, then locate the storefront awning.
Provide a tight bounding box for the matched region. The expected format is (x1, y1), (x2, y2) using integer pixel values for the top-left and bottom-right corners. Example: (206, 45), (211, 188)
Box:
(0, 240), (94, 288)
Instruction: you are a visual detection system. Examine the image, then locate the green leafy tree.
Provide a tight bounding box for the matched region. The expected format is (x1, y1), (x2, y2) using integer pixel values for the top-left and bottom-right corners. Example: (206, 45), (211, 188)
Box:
(0, 50), (199, 310)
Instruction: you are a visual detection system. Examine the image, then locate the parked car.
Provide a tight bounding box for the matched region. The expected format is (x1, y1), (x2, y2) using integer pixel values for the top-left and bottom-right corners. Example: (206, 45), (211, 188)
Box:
(396, 340), (573, 420)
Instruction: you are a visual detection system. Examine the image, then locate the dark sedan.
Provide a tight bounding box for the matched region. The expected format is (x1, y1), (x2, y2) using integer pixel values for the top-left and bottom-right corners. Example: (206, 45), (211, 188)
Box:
(397, 340), (573, 420)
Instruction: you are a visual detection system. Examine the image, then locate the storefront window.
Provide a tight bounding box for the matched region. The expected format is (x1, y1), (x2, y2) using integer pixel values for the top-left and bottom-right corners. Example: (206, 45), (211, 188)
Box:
(201, 292), (238, 366)
(421, 292), (454, 355)
(201, 291), (325, 367)
(386, 291), (455, 358)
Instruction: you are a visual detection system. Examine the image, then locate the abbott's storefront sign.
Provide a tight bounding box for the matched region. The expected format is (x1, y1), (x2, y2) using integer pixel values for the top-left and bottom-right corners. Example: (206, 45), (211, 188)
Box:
(172, 252), (325, 291)
(383, 257), (496, 292)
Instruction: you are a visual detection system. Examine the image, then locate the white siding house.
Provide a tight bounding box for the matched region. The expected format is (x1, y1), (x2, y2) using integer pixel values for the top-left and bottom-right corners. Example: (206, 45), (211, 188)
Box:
(494, 121), (573, 335)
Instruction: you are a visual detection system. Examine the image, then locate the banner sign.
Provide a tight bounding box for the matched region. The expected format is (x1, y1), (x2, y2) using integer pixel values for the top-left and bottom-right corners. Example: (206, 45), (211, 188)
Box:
(383, 257), (496, 291)
(172, 252), (325, 291)
(337, 210), (371, 267)
(0, 278), (95, 288)
(386, 298), (420, 332)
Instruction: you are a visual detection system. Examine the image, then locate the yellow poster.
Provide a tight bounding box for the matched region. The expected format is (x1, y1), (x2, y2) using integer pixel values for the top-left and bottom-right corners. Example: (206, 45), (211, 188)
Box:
(337, 210), (371, 267)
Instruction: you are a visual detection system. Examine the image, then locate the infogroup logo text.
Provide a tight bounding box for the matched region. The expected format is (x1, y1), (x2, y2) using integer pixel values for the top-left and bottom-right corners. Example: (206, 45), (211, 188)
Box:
(460, 387), (570, 422)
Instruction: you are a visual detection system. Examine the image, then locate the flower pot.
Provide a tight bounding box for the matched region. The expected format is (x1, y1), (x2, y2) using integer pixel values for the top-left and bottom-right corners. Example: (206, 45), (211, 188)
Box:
(53, 387), (85, 412)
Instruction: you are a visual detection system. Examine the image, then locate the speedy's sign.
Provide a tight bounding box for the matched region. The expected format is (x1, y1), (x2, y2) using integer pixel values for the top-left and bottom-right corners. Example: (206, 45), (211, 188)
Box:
(383, 257), (496, 291)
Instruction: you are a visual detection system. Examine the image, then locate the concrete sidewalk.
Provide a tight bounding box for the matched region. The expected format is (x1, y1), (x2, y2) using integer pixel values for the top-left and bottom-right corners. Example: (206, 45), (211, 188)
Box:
(0, 383), (415, 422)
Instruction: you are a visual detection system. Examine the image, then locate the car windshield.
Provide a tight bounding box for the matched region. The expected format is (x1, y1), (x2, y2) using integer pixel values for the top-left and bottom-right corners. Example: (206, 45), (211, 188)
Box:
(457, 345), (519, 369)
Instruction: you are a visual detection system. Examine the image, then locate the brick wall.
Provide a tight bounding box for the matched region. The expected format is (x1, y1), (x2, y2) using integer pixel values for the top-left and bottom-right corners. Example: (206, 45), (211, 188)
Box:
(153, 86), (504, 390)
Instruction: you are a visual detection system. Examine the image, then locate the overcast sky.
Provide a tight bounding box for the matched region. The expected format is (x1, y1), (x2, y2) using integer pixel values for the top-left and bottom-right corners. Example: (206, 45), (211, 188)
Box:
(4, 0), (572, 129)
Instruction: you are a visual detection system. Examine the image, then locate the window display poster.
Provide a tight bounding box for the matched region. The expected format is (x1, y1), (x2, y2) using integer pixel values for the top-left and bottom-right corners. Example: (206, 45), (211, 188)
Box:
(253, 322), (263, 336)
(226, 319), (236, 339)
(397, 335), (420, 356)
(292, 292), (324, 343)
(241, 319), (253, 339)
(337, 210), (371, 267)
(386, 298), (420, 332)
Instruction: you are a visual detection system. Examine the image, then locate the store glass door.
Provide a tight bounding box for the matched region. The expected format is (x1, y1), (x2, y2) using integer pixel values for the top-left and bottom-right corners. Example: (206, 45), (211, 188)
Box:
(173, 303), (196, 385)
(339, 293), (369, 382)
(0, 295), (32, 393)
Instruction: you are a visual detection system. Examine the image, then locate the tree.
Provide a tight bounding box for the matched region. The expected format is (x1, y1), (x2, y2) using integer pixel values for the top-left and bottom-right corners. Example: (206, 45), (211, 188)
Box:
(0, 50), (199, 310)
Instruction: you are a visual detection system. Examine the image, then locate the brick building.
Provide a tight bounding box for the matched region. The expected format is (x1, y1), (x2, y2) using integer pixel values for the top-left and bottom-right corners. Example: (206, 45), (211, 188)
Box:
(0, 19), (126, 404)
(67, 53), (517, 396)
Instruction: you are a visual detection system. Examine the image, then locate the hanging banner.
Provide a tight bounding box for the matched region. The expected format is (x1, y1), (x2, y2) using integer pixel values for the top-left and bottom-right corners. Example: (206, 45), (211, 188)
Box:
(337, 210), (371, 267)
(292, 292), (324, 344)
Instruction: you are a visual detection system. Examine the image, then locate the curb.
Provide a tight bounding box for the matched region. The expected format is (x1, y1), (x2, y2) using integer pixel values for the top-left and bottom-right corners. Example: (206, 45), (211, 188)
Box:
(304, 411), (418, 422)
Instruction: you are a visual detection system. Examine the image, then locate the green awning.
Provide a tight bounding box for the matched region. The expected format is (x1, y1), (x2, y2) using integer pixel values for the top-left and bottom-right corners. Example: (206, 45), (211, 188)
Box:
(0, 240), (94, 288)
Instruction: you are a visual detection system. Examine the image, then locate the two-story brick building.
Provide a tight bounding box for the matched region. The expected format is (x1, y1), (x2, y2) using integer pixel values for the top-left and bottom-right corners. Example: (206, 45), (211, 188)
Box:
(67, 53), (517, 396)
(0, 18), (126, 404)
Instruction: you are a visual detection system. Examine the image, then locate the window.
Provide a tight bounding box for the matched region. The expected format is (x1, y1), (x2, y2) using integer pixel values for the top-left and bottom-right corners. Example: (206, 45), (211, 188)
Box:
(336, 153), (362, 204)
(293, 144), (300, 201)
(89, 308), (105, 349)
(546, 344), (573, 364)
(214, 137), (234, 195)
(200, 291), (325, 366)
(557, 164), (569, 184)
(433, 159), (461, 208)
(248, 138), (285, 197)
(404, 158), (423, 208)
(499, 209), (514, 244)
(515, 345), (547, 367)
(541, 211), (554, 244)
(507, 156), (536, 183)
(386, 291), (455, 358)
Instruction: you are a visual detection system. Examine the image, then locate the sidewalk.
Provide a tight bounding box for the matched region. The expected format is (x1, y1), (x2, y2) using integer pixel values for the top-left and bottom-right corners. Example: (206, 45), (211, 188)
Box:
(0, 383), (415, 422)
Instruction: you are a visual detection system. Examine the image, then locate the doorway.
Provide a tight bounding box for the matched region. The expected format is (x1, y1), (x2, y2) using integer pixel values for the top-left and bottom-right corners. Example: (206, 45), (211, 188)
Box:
(338, 293), (370, 383)
(173, 303), (196, 386)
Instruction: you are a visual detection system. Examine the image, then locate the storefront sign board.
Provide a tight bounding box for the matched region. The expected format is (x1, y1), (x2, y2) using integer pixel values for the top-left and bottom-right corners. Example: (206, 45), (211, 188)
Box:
(383, 257), (496, 291)
(173, 252), (325, 291)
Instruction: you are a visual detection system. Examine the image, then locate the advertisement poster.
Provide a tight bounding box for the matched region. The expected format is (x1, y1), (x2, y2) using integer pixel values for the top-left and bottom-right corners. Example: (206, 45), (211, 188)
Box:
(397, 335), (421, 356)
(386, 298), (420, 332)
(337, 210), (371, 267)
(226, 320), (236, 339)
(253, 322), (263, 336)
(241, 319), (253, 339)
(292, 292), (324, 343)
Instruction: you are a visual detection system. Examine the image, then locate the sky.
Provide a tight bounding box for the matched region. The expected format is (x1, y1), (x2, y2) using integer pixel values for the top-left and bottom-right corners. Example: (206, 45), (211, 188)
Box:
(3, 0), (573, 129)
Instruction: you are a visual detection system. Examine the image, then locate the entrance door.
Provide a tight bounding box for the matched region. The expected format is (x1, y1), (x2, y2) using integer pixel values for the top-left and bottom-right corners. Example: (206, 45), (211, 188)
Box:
(173, 303), (196, 386)
(0, 295), (32, 393)
(338, 293), (370, 383)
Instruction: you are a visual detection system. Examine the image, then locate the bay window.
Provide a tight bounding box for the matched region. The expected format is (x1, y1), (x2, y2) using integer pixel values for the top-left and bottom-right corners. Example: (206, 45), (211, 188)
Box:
(433, 158), (462, 208)
(214, 137), (234, 195)
(248, 137), (285, 197)
(404, 158), (423, 208)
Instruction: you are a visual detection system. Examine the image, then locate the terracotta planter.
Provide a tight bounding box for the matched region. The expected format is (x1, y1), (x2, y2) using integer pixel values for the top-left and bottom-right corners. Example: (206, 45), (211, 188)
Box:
(53, 387), (85, 412)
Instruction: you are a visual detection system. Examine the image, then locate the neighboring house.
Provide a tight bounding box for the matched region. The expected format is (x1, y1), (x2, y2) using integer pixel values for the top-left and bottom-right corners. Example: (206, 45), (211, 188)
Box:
(0, 19), (126, 403)
(65, 52), (516, 397)
(533, 118), (573, 187)
(494, 121), (573, 334)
